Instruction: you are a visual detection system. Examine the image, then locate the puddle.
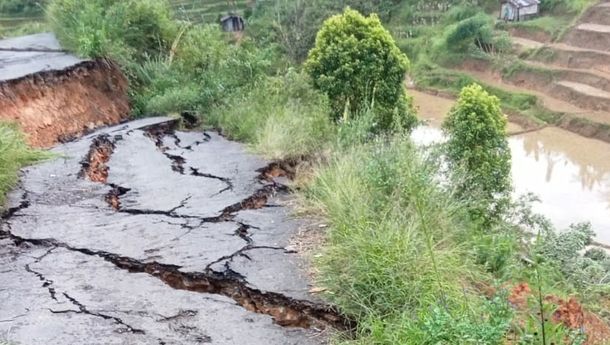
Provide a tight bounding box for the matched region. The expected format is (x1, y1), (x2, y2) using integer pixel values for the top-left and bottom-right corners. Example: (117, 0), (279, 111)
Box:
(412, 125), (610, 242)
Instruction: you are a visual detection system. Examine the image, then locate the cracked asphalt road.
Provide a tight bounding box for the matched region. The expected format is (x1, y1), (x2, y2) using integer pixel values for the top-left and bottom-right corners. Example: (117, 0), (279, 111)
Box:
(0, 117), (343, 344)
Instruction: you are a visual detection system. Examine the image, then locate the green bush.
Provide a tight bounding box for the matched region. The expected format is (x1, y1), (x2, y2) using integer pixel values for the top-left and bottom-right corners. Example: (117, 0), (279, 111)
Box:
(0, 123), (46, 206)
(305, 8), (416, 131)
(442, 13), (501, 56)
(442, 84), (512, 223)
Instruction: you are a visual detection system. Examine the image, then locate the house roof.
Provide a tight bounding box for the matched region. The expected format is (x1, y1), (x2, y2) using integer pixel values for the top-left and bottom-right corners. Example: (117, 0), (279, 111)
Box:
(503, 0), (540, 7)
(220, 14), (243, 22)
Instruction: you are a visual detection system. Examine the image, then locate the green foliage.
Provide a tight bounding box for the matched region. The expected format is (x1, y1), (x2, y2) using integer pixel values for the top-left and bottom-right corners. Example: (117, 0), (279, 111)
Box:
(0, 123), (47, 206)
(308, 137), (466, 318)
(445, 13), (494, 53)
(0, 0), (44, 15)
(248, 0), (332, 63)
(0, 21), (46, 38)
(419, 297), (512, 345)
(130, 24), (274, 116)
(539, 0), (596, 13)
(206, 70), (333, 159)
(443, 84), (512, 222)
(305, 8), (416, 131)
(535, 223), (610, 289)
(248, 0), (402, 63)
(47, 0), (177, 63)
(306, 135), (519, 344)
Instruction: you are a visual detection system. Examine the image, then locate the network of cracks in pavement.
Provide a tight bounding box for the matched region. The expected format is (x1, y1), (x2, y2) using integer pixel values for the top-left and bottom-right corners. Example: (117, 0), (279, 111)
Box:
(0, 117), (350, 345)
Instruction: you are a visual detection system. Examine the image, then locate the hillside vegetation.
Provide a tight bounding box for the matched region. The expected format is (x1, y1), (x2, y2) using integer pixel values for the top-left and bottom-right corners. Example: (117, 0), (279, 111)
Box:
(1, 0), (609, 344)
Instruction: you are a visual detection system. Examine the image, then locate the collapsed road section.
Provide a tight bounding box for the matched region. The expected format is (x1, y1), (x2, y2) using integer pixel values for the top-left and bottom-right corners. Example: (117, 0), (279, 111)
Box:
(0, 117), (351, 345)
(0, 33), (130, 148)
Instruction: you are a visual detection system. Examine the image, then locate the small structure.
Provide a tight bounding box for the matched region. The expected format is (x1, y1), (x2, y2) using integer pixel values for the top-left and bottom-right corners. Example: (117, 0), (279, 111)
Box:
(220, 14), (245, 32)
(500, 0), (540, 21)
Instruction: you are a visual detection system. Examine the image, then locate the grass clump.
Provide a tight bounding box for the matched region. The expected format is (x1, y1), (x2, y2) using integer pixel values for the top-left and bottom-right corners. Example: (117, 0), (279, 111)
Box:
(206, 70), (333, 159)
(0, 123), (46, 206)
(305, 134), (515, 345)
(47, 0), (177, 64)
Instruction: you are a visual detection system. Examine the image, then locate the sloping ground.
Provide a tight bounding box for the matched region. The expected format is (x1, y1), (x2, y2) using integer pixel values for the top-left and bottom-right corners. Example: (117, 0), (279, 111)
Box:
(565, 23), (610, 51)
(0, 117), (348, 344)
(454, 1), (610, 141)
(170, 0), (250, 24)
(0, 33), (130, 147)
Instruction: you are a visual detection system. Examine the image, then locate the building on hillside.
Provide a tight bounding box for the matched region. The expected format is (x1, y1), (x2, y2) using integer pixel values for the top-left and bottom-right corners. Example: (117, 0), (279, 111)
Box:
(500, 0), (540, 21)
(220, 14), (245, 32)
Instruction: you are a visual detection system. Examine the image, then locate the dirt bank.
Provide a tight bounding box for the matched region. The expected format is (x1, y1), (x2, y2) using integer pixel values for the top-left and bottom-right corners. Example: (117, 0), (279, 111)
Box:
(0, 33), (130, 147)
(0, 59), (130, 147)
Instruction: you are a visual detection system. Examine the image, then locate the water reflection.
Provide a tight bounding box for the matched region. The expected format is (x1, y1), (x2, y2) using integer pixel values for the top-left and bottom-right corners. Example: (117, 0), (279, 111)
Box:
(411, 126), (610, 243)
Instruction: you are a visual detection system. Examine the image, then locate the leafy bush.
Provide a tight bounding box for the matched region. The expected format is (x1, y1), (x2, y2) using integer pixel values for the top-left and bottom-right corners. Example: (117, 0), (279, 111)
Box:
(536, 223), (610, 289)
(0, 123), (46, 206)
(443, 84), (512, 223)
(305, 8), (416, 131)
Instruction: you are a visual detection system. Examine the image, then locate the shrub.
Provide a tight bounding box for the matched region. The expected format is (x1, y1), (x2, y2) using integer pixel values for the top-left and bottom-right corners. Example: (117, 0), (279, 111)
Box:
(305, 8), (417, 131)
(536, 223), (610, 289)
(442, 84), (512, 223)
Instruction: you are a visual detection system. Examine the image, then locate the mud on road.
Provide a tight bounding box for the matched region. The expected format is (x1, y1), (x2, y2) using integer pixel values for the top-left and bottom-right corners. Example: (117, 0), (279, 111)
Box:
(0, 117), (349, 344)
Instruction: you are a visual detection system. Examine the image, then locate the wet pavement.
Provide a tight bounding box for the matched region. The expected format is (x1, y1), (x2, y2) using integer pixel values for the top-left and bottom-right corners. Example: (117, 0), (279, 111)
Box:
(0, 117), (342, 344)
(0, 33), (83, 81)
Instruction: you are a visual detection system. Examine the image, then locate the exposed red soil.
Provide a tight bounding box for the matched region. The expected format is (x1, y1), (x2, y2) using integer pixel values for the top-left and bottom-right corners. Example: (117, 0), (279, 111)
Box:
(507, 283), (610, 345)
(79, 135), (115, 183)
(0, 59), (130, 148)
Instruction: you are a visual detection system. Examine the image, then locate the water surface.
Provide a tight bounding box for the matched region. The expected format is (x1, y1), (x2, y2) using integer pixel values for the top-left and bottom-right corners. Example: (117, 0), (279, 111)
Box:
(411, 125), (610, 243)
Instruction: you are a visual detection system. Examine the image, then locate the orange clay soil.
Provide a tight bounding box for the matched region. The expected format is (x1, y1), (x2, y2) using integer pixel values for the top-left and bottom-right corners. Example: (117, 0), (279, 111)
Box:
(508, 283), (610, 345)
(0, 59), (130, 148)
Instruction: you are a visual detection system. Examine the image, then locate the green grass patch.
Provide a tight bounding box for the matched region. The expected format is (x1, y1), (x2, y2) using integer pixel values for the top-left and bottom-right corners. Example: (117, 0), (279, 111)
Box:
(497, 15), (569, 39)
(304, 135), (520, 344)
(0, 123), (48, 206)
(205, 70), (334, 159)
(414, 65), (537, 112)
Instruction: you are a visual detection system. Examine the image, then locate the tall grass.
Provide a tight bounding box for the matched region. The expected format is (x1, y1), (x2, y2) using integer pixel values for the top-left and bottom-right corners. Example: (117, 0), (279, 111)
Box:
(304, 134), (516, 344)
(0, 123), (46, 205)
(205, 70), (334, 159)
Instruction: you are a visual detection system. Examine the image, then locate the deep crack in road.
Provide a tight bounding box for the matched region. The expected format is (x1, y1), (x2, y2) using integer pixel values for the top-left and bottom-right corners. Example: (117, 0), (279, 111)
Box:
(0, 117), (351, 345)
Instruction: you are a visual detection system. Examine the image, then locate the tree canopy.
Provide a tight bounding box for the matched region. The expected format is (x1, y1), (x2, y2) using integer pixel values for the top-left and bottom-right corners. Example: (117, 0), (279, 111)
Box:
(305, 8), (416, 131)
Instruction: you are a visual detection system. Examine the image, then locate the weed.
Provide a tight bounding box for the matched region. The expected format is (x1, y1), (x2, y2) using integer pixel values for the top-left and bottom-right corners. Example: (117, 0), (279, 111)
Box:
(0, 123), (47, 206)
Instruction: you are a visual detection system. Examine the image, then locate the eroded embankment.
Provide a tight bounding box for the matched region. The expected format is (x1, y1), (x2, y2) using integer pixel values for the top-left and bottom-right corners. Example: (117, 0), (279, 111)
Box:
(0, 117), (350, 345)
(0, 59), (130, 147)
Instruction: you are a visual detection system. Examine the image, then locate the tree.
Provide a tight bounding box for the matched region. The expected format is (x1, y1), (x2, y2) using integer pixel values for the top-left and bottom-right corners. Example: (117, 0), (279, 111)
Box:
(305, 8), (416, 131)
(442, 84), (511, 222)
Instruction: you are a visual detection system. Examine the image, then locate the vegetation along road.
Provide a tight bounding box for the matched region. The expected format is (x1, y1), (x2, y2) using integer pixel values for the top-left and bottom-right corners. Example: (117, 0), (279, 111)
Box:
(1, 0), (610, 344)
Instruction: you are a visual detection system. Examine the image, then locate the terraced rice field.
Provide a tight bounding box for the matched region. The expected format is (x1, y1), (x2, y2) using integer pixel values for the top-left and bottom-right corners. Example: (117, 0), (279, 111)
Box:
(170, 0), (251, 24)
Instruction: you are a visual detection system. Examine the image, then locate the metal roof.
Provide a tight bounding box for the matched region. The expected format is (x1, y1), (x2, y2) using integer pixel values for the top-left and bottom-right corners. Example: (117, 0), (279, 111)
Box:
(220, 14), (243, 22)
(504, 0), (540, 7)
